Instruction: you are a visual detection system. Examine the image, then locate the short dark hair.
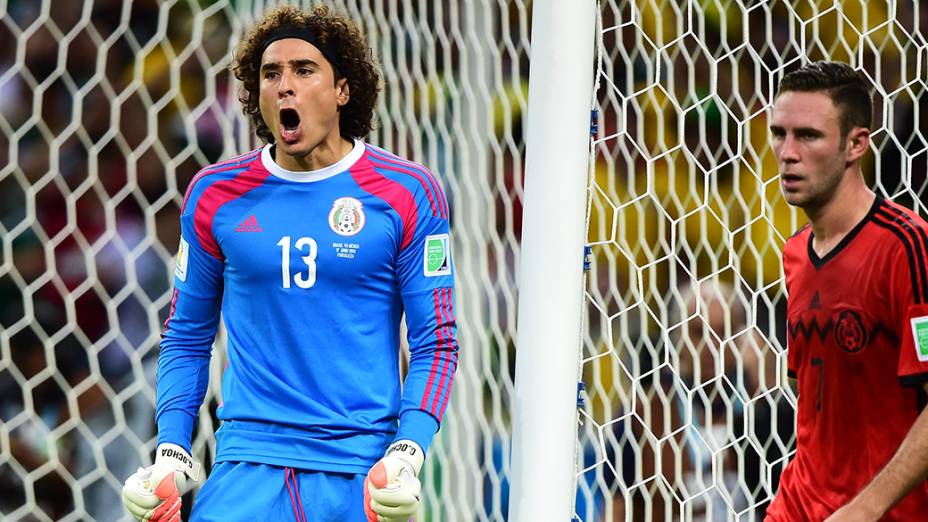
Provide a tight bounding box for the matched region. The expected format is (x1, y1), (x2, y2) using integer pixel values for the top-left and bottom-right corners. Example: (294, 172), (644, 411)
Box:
(776, 61), (874, 139)
(232, 5), (382, 142)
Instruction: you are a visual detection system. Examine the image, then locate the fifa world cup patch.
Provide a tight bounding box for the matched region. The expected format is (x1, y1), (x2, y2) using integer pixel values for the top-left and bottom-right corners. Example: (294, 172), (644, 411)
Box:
(175, 237), (189, 282)
(423, 233), (452, 277)
(914, 316), (928, 362)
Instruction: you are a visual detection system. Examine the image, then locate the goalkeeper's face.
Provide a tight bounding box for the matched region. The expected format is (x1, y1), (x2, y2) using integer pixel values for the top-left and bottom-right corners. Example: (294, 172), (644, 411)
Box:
(769, 90), (865, 211)
(258, 38), (349, 160)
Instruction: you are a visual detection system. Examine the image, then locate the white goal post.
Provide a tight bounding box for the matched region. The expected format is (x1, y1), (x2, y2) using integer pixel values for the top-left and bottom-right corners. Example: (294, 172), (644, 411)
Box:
(509, 0), (596, 520)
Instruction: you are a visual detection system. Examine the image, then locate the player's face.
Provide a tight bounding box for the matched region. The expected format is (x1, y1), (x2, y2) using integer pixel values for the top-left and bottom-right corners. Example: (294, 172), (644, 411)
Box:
(258, 39), (349, 164)
(769, 91), (850, 210)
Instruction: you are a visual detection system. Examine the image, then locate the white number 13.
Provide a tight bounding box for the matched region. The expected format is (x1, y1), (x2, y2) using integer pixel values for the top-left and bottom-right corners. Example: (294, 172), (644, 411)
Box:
(277, 235), (317, 289)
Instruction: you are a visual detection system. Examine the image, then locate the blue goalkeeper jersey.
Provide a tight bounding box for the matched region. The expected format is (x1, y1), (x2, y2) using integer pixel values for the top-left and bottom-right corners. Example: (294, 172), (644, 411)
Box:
(156, 140), (458, 474)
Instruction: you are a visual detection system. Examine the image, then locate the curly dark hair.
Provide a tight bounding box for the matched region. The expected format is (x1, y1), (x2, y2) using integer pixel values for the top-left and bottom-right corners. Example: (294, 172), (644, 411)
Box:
(232, 5), (381, 142)
(777, 61), (873, 141)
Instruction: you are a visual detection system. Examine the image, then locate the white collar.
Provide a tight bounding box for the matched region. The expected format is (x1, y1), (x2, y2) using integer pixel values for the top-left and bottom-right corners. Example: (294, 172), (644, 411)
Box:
(261, 139), (364, 182)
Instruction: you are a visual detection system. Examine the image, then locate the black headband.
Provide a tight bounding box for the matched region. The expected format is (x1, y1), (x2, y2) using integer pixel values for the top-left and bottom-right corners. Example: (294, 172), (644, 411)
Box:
(259, 26), (342, 74)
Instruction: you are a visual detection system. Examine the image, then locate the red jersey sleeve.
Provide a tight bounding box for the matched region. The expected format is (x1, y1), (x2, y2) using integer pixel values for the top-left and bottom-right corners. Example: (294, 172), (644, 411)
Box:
(892, 244), (928, 386)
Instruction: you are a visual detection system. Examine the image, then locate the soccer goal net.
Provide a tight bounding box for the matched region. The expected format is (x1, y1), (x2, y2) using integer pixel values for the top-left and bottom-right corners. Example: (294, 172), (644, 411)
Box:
(0, 0), (925, 521)
(0, 0), (516, 520)
(574, 2), (928, 521)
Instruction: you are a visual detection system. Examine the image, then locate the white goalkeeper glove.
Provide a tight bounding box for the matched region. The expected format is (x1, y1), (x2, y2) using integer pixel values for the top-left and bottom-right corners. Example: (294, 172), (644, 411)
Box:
(364, 440), (425, 522)
(122, 443), (202, 522)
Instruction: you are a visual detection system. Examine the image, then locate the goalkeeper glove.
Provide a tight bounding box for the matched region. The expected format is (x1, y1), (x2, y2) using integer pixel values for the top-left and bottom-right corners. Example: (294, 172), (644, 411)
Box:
(122, 443), (202, 522)
(364, 440), (425, 522)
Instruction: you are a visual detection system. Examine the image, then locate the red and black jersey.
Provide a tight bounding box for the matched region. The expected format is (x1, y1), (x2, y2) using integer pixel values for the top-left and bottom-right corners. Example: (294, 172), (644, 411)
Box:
(766, 197), (928, 522)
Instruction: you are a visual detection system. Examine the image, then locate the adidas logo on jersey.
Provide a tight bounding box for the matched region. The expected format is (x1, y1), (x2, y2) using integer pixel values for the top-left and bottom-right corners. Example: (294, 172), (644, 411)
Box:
(235, 215), (263, 233)
(809, 291), (822, 310)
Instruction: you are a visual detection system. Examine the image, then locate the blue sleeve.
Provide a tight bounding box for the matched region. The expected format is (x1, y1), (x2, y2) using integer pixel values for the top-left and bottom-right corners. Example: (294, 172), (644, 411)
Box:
(394, 183), (458, 454)
(156, 197), (224, 452)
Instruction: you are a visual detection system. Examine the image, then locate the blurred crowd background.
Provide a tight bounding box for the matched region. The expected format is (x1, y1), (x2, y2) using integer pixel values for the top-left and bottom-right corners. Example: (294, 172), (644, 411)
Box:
(1, 0), (926, 521)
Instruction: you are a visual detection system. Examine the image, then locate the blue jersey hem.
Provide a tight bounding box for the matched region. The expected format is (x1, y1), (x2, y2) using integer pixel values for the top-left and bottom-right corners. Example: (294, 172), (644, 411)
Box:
(213, 453), (372, 475)
(215, 420), (390, 474)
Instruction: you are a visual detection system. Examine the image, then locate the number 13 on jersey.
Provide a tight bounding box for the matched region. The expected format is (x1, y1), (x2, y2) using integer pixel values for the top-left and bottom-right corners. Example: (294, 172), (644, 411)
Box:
(277, 236), (317, 289)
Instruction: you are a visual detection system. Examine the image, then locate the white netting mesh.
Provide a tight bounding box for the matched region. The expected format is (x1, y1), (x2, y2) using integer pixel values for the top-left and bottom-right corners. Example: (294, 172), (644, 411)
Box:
(577, 1), (927, 521)
(3, 0), (926, 521)
(0, 0), (522, 520)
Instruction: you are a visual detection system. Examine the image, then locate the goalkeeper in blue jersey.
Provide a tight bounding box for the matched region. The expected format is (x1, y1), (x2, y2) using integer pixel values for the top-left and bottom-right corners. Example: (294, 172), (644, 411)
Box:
(121, 5), (459, 521)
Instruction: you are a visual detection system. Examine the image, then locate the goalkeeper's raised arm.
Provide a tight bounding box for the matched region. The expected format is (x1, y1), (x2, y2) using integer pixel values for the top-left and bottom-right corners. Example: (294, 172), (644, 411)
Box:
(122, 4), (459, 521)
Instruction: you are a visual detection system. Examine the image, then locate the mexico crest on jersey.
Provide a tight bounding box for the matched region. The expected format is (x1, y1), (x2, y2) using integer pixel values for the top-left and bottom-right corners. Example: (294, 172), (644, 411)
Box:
(834, 309), (868, 353)
(329, 197), (365, 236)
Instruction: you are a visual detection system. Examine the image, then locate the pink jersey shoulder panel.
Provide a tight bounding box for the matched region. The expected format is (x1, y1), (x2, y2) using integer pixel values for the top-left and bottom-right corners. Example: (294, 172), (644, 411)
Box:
(350, 152), (418, 250)
(191, 158), (272, 260)
(365, 145), (448, 219)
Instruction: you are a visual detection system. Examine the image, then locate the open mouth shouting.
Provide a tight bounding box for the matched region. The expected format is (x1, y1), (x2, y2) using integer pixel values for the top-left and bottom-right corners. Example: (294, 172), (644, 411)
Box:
(279, 108), (302, 144)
